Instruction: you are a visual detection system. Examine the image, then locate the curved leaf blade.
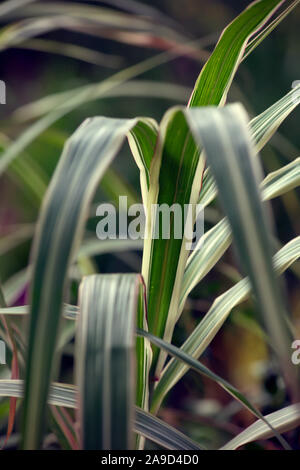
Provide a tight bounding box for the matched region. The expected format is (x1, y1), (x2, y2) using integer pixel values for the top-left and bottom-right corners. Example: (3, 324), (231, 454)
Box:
(188, 0), (285, 107)
(21, 115), (155, 449)
(138, 329), (291, 450)
(185, 104), (296, 394)
(135, 408), (204, 451)
(221, 404), (300, 450)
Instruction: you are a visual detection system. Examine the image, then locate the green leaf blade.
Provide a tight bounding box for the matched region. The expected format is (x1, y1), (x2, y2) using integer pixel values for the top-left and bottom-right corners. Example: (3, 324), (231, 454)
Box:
(21, 115), (156, 449)
(77, 274), (140, 450)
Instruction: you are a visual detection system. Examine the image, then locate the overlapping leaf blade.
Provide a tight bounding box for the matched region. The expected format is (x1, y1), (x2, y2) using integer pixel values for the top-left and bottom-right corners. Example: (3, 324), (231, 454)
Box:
(188, 0), (286, 107)
(261, 156), (300, 200)
(135, 409), (204, 450)
(181, 155), (300, 315)
(0, 379), (203, 450)
(0, 34), (214, 177)
(142, 108), (205, 374)
(221, 404), (300, 450)
(185, 103), (296, 394)
(152, 236), (300, 413)
(138, 329), (291, 449)
(21, 115), (156, 449)
(199, 83), (300, 208)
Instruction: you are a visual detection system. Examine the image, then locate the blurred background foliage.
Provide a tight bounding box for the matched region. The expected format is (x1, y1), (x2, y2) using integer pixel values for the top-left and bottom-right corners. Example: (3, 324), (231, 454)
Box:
(0, 0), (299, 449)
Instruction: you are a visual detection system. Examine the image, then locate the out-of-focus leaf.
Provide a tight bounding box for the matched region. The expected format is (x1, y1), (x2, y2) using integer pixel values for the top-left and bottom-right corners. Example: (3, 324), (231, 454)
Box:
(21, 115), (156, 449)
(142, 0), (295, 378)
(221, 404), (300, 450)
(77, 274), (140, 450)
(138, 329), (290, 450)
(180, 155), (300, 314)
(152, 239), (300, 414)
(243, 0), (300, 60)
(0, 0), (37, 18)
(186, 104), (296, 394)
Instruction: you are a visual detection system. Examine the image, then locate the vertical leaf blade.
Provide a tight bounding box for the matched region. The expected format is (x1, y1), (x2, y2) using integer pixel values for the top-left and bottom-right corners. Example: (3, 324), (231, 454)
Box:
(77, 274), (140, 450)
